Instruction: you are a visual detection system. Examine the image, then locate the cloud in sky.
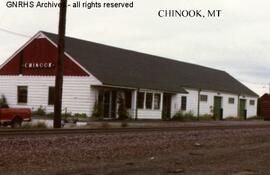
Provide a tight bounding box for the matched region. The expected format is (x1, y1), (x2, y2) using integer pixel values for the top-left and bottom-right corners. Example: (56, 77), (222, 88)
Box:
(0, 0), (269, 95)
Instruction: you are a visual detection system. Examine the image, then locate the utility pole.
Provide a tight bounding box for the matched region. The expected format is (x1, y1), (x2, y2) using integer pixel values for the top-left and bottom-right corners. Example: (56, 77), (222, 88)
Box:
(54, 0), (67, 128)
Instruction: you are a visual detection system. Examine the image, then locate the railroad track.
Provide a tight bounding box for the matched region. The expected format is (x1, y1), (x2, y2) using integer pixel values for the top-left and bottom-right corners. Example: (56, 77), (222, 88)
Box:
(0, 124), (270, 136)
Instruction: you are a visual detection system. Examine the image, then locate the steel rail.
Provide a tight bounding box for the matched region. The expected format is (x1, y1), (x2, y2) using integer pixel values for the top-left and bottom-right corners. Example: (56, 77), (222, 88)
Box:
(0, 124), (270, 136)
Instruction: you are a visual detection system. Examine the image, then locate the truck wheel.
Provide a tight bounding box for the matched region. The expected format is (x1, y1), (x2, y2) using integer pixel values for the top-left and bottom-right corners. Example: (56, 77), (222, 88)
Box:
(11, 117), (22, 128)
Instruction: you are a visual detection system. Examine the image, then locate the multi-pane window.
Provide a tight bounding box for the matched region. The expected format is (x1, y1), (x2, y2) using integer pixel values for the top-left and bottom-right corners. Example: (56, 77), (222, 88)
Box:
(228, 98), (235, 104)
(181, 96), (187, 111)
(137, 92), (161, 110)
(137, 92), (145, 109)
(154, 93), (161, 109)
(146, 93), (153, 109)
(17, 86), (28, 104)
(250, 100), (255, 106)
(48, 87), (55, 105)
(200, 95), (208, 102)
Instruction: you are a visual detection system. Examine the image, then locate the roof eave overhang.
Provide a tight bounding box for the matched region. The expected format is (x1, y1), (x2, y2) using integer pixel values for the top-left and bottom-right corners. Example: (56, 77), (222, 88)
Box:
(93, 83), (188, 94)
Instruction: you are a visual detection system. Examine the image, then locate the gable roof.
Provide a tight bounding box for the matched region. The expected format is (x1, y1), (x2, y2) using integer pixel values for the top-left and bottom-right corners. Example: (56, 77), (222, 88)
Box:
(260, 93), (270, 100)
(42, 31), (257, 96)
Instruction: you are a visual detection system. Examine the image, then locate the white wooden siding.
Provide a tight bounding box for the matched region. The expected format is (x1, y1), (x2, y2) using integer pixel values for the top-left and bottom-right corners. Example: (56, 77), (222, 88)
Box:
(0, 75), (102, 116)
(171, 88), (258, 118)
(129, 89), (163, 119)
(222, 94), (238, 117)
(171, 89), (198, 117)
(244, 96), (257, 117)
(137, 110), (162, 119)
(0, 75), (258, 119)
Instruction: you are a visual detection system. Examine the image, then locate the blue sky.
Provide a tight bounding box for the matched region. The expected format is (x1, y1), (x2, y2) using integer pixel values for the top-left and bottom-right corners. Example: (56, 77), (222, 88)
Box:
(0, 0), (269, 95)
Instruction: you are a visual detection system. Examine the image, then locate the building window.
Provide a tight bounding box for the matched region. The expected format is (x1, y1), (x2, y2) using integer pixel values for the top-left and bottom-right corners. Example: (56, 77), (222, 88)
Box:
(146, 93), (153, 109)
(228, 98), (235, 104)
(137, 92), (145, 109)
(250, 100), (255, 106)
(154, 93), (161, 110)
(200, 95), (208, 102)
(17, 86), (28, 104)
(48, 87), (55, 105)
(181, 96), (187, 111)
(124, 91), (132, 109)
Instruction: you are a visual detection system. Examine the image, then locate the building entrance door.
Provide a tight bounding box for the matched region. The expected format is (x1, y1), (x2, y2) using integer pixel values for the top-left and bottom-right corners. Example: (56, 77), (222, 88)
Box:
(101, 90), (117, 119)
(162, 93), (171, 120)
(213, 96), (223, 120)
(239, 99), (247, 120)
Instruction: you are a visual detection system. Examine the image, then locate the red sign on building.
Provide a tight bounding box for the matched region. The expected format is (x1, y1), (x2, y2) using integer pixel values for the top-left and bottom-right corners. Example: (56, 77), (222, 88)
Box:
(0, 37), (88, 76)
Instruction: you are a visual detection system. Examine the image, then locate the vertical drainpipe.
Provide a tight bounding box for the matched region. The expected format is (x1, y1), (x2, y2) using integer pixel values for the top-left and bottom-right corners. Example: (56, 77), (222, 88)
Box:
(197, 88), (201, 119)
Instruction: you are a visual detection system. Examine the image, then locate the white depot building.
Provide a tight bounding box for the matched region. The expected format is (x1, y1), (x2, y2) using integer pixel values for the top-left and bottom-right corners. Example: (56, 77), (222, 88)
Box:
(0, 31), (258, 120)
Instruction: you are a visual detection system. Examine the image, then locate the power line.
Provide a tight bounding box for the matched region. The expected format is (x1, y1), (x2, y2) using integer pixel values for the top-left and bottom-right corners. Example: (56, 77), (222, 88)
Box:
(239, 79), (268, 86)
(0, 27), (31, 38)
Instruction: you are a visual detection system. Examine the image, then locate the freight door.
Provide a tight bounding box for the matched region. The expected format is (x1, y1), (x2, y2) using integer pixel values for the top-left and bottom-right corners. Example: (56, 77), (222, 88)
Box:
(162, 93), (172, 120)
(213, 96), (222, 120)
(239, 99), (246, 119)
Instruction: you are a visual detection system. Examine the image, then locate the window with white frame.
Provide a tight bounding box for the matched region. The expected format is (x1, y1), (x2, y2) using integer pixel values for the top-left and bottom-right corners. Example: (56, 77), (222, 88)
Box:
(137, 91), (161, 110)
(154, 93), (161, 109)
(200, 95), (208, 102)
(228, 97), (235, 104)
(181, 96), (187, 111)
(250, 100), (255, 106)
(17, 86), (28, 104)
(48, 86), (55, 105)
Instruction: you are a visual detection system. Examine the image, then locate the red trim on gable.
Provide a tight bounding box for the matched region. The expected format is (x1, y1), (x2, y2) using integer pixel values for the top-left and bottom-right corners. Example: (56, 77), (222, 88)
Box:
(0, 38), (89, 76)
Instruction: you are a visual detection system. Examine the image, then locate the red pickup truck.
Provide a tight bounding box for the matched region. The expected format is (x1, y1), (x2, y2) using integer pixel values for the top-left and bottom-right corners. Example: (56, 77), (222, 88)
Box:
(0, 106), (32, 128)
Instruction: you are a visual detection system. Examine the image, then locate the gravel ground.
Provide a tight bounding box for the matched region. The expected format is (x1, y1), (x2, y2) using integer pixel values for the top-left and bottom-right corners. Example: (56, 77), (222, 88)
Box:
(0, 124), (270, 175)
(87, 120), (270, 128)
(23, 119), (270, 129)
